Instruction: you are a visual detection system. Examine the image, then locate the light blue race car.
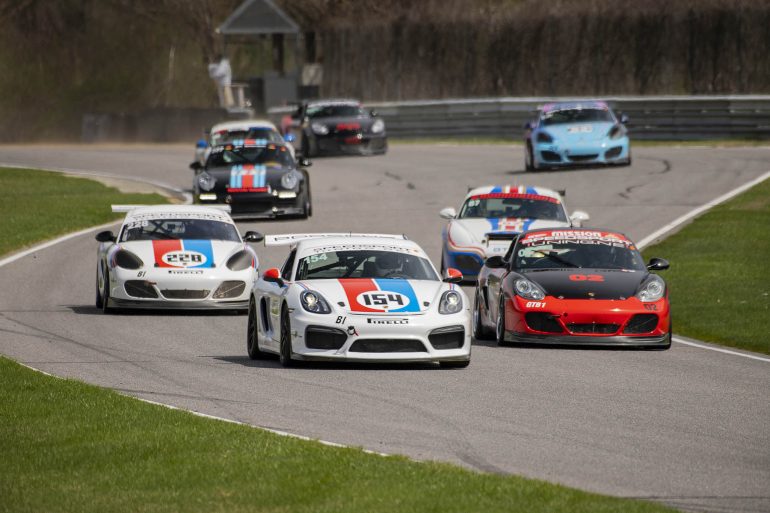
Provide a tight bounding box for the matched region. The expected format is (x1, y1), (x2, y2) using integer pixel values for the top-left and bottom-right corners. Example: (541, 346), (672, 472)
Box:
(523, 101), (631, 171)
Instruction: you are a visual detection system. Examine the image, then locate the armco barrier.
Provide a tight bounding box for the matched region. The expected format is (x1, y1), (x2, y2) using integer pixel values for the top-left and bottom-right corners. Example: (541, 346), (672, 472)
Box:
(268, 96), (770, 140)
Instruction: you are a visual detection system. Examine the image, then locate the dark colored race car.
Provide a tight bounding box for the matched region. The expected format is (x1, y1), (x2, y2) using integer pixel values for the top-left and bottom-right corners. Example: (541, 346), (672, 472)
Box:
(286, 99), (387, 157)
(190, 139), (312, 220)
(473, 228), (671, 348)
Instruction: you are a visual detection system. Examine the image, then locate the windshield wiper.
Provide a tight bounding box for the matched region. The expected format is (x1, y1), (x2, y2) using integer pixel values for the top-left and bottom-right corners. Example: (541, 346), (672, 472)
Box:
(542, 251), (580, 268)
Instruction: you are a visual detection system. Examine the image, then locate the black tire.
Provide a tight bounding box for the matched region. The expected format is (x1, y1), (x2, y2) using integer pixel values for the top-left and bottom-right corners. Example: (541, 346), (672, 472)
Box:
(247, 299), (269, 359)
(440, 359), (470, 369)
(301, 133), (314, 158)
(525, 142), (534, 171)
(299, 170), (312, 218)
(495, 294), (507, 345)
(95, 266), (104, 309)
(279, 306), (295, 367)
(101, 268), (112, 314)
(473, 289), (494, 340)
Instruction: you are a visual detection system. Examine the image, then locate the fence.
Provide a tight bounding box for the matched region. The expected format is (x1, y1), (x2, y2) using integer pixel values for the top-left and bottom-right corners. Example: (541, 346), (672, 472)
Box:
(269, 96), (770, 140)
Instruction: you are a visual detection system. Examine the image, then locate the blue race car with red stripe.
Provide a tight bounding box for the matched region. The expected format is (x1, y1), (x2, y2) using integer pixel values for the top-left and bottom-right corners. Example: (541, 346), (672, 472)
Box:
(439, 185), (589, 281)
(95, 205), (263, 312)
(246, 233), (471, 368)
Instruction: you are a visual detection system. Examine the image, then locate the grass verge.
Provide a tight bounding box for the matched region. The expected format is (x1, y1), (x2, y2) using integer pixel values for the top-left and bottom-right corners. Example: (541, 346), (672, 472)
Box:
(0, 357), (675, 513)
(643, 178), (770, 354)
(0, 166), (167, 256)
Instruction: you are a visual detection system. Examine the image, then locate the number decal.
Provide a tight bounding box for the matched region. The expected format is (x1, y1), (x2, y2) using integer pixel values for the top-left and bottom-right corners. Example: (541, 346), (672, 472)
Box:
(569, 274), (604, 282)
(335, 316), (347, 324)
(356, 292), (410, 311)
(643, 304), (658, 311)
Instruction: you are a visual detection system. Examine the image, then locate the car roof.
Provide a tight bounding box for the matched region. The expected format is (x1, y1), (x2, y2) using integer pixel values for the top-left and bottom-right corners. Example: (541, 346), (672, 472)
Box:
(541, 101), (610, 113)
(294, 236), (427, 258)
(209, 119), (278, 133)
(464, 185), (563, 202)
(122, 205), (235, 224)
(306, 98), (361, 108)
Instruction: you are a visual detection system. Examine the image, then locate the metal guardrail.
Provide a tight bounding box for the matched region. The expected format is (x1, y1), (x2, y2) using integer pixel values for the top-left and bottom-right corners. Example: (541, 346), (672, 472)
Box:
(269, 96), (770, 140)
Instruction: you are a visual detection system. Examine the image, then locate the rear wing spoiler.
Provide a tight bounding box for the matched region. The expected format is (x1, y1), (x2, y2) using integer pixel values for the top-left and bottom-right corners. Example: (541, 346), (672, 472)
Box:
(265, 233), (408, 246)
(111, 204), (232, 213)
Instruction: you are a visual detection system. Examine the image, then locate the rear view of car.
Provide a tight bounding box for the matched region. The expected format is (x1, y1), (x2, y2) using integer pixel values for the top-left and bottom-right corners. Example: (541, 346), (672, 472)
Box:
(524, 101), (631, 170)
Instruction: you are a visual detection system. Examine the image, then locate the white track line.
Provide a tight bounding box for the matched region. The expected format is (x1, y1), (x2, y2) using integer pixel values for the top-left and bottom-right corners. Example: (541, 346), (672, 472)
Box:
(672, 337), (770, 363)
(635, 170), (770, 249)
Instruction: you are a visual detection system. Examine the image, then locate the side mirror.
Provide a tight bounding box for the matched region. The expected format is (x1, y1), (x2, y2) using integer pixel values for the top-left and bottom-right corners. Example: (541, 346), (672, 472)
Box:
(189, 161), (202, 171)
(263, 268), (284, 286)
(442, 268), (463, 283)
(243, 231), (264, 243)
(95, 230), (116, 243)
(299, 158), (312, 167)
(569, 210), (590, 227)
(439, 207), (457, 220)
(620, 114), (629, 125)
(647, 258), (669, 271)
(284, 133), (296, 143)
(485, 256), (506, 269)
(370, 109), (379, 117)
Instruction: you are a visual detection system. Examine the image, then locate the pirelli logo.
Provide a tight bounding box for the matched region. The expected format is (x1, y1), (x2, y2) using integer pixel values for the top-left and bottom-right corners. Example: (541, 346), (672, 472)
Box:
(367, 318), (409, 325)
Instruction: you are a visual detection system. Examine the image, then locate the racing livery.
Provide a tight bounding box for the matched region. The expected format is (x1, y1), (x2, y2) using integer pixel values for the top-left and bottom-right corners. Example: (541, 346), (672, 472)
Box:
(190, 139), (312, 219)
(439, 185), (589, 280)
(247, 234), (471, 367)
(95, 205), (263, 312)
(474, 228), (671, 348)
(194, 119), (294, 166)
(285, 99), (387, 157)
(524, 101), (631, 170)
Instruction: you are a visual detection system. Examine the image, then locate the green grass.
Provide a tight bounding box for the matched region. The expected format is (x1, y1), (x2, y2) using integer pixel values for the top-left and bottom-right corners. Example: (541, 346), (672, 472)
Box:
(0, 358), (675, 513)
(0, 167), (167, 256)
(643, 178), (770, 354)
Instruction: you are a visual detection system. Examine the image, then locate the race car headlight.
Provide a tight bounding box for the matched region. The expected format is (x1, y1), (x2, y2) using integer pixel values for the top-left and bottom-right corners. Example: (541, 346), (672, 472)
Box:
(311, 123), (329, 135)
(280, 170), (301, 190)
(113, 249), (144, 270)
(370, 119), (385, 134)
(438, 290), (463, 315)
(197, 172), (216, 191)
(226, 250), (254, 271)
(514, 278), (546, 300)
(608, 124), (626, 140)
(636, 275), (666, 302)
(536, 131), (554, 144)
(300, 290), (332, 314)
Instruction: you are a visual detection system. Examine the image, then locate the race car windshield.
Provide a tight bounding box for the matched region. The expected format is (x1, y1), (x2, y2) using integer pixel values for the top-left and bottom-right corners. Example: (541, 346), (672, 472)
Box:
(210, 128), (283, 146)
(295, 250), (438, 281)
(120, 219), (240, 242)
(206, 146), (294, 168)
(459, 195), (567, 222)
(514, 240), (645, 270)
(306, 105), (366, 118)
(541, 108), (613, 125)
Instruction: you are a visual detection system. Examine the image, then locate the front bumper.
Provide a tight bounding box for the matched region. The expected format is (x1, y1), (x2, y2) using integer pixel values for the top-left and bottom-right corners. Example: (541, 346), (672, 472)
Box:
(288, 309), (471, 363)
(315, 133), (387, 155)
(533, 137), (629, 167)
(107, 267), (255, 310)
(502, 295), (670, 346)
(197, 190), (305, 219)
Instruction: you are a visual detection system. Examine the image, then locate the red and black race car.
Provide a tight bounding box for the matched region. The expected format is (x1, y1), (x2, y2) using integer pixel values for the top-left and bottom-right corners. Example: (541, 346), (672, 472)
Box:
(473, 228), (671, 348)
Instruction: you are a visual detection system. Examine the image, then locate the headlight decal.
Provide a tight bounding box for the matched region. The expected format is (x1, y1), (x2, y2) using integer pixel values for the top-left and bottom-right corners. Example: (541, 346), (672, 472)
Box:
(536, 131), (554, 144)
(439, 290), (463, 314)
(514, 278), (546, 300)
(197, 172), (217, 191)
(311, 122), (329, 135)
(636, 275), (666, 302)
(113, 249), (144, 270)
(371, 119), (385, 134)
(226, 249), (255, 271)
(280, 170), (301, 190)
(301, 290), (332, 314)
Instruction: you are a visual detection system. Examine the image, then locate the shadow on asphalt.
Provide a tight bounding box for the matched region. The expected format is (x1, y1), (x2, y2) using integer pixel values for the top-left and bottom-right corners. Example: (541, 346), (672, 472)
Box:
(65, 305), (243, 316)
(211, 354), (443, 371)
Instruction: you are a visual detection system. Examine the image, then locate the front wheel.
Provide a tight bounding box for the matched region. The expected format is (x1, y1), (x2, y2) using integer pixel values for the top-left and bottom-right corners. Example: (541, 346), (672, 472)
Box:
(101, 268), (112, 314)
(299, 170), (312, 218)
(95, 267), (104, 309)
(525, 142), (535, 171)
(495, 294), (507, 345)
(473, 289), (493, 340)
(247, 299), (270, 359)
(279, 306), (295, 367)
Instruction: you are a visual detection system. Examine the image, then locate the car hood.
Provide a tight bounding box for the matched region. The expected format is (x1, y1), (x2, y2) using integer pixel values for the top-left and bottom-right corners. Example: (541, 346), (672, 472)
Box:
(450, 218), (571, 245)
(297, 278), (451, 315)
(202, 164), (297, 193)
(541, 122), (615, 142)
(522, 269), (646, 300)
(119, 240), (249, 270)
(311, 116), (374, 132)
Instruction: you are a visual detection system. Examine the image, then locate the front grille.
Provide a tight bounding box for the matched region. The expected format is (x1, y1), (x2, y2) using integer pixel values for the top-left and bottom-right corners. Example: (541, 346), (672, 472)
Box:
(486, 232), (518, 241)
(540, 151), (561, 162)
(124, 280), (158, 298)
(160, 289), (210, 299)
(305, 326), (347, 350)
(623, 314), (658, 334)
(605, 146), (623, 159)
(349, 339), (427, 353)
(428, 326), (465, 349)
(212, 281), (246, 299)
(453, 255), (482, 274)
(568, 154), (599, 162)
(525, 312), (563, 333)
(567, 323), (619, 334)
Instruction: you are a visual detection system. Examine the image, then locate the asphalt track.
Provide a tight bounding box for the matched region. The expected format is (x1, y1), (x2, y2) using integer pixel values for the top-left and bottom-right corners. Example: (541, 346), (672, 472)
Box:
(1, 144), (769, 513)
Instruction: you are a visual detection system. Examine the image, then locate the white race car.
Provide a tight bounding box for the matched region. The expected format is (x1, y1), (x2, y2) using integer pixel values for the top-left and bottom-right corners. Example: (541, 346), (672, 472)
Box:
(439, 185), (590, 280)
(95, 205), (263, 312)
(194, 119), (295, 165)
(246, 233), (472, 367)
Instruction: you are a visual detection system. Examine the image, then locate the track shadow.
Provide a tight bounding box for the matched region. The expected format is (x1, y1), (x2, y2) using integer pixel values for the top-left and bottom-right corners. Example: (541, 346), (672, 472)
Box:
(212, 354), (441, 371)
(507, 163), (623, 175)
(65, 305), (243, 317)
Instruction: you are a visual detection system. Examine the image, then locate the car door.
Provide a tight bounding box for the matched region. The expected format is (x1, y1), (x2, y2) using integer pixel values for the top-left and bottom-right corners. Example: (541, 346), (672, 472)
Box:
(486, 237), (517, 324)
(266, 248), (296, 346)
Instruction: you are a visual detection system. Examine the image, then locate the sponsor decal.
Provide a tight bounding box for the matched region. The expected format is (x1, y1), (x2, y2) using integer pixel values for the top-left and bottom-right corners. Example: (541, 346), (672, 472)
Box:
(152, 240), (214, 269)
(228, 164), (269, 192)
(472, 193), (560, 204)
(168, 270), (204, 275)
(569, 274), (605, 282)
(336, 122), (361, 131)
(567, 125), (593, 134)
(644, 304), (658, 311)
(338, 278), (420, 313)
(367, 318), (409, 325)
(525, 301), (546, 308)
(521, 230), (631, 247)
